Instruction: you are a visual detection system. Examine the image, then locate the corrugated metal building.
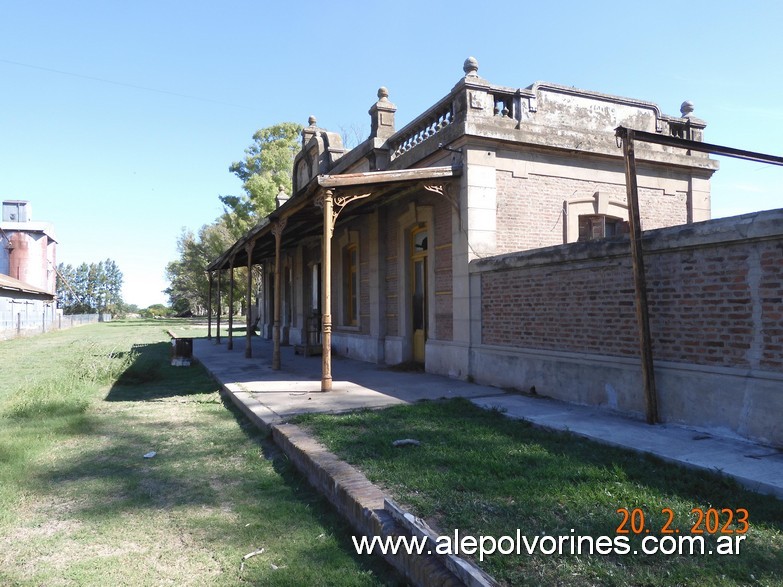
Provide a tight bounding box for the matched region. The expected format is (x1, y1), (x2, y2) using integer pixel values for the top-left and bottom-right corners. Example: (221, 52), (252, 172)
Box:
(0, 273), (56, 339)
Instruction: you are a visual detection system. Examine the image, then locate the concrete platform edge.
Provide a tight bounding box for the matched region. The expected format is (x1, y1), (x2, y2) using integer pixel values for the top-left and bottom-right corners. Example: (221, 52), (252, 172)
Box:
(201, 358), (486, 586)
(272, 422), (472, 586)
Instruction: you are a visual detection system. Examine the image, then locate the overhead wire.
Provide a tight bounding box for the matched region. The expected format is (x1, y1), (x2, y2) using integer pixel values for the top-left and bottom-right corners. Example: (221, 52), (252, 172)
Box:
(0, 57), (253, 111)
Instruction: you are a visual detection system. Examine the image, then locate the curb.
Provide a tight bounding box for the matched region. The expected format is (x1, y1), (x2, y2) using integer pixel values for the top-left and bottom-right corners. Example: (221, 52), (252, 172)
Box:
(209, 372), (491, 586)
(272, 423), (467, 586)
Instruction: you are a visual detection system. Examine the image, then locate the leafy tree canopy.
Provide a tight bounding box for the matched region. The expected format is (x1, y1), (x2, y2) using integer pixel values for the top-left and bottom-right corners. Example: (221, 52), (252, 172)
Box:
(56, 259), (123, 315)
(164, 220), (235, 315)
(166, 122), (301, 315)
(221, 122), (302, 236)
(141, 304), (172, 318)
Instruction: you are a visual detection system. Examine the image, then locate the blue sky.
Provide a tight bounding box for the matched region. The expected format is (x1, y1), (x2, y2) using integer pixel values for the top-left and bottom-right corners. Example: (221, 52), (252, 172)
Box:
(1, 1), (781, 307)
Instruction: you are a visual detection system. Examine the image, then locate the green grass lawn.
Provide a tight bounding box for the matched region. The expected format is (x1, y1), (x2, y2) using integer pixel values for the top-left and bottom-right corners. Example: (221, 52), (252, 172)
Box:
(0, 320), (397, 586)
(294, 400), (783, 587)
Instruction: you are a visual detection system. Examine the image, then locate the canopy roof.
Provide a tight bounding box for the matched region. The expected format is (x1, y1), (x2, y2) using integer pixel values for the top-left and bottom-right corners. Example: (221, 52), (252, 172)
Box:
(206, 165), (461, 272)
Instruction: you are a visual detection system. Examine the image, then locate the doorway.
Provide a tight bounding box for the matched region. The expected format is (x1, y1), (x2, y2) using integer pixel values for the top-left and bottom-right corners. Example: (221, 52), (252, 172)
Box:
(410, 226), (428, 364)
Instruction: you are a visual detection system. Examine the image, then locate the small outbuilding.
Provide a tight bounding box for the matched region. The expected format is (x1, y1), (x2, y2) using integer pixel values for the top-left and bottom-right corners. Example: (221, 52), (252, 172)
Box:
(0, 273), (57, 339)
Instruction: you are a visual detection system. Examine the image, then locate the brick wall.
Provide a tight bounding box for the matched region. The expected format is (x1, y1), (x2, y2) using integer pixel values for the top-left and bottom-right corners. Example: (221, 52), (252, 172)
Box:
(495, 171), (687, 254)
(760, 242), (783, 371)
(360, 225), (371, 334)
(478, 211), (783, 373)
(495, 171), (566, 252)
(434, 198), (453, 341)
(481, 259), (638, 356)
(384, 206), (399, 337)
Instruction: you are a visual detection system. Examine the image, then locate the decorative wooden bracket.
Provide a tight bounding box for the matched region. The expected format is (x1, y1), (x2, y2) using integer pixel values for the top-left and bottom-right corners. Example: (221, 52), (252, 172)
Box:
(315, 190), (372, 237)
(271, 217), (287, 238)
(423, 182), (459, 214)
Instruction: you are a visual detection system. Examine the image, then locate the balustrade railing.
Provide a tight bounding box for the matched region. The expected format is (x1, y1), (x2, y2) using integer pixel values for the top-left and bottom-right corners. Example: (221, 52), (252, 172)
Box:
(388, 96), (455, 161)
(492, 90), (517, 121)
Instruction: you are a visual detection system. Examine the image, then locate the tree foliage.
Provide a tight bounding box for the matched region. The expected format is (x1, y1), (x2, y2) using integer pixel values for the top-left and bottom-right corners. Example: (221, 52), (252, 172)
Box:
(166, 122), (301, 315)
(164, 220), (235, 315)
(56, 259), (123, 315)
(141, 304), (173, 318)
(220, 122), (301, 236)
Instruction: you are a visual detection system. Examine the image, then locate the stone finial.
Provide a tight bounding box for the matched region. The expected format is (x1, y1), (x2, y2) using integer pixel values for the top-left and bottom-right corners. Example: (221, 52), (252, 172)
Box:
(680, 100), (694, 117)
(463, 56), (479, 77)
(275, 188), (290, 209)
(369, 86), (396, 141)
(302, 116), (319, 147)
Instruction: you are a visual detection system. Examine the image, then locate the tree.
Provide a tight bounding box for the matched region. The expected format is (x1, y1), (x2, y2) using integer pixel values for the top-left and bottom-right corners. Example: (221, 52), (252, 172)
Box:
(141, 304), (172, 319)
(340, 122), (368, 150)
(164, 219), (236, 315)
(56, 259), (124, 314)
(166, 122), (301, 315)
(220, 122), (301, 236)
(116, 302), (141, 317)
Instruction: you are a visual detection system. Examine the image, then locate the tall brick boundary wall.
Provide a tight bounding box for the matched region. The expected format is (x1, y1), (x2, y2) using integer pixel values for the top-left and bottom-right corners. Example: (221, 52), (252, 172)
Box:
(469, 209), (783, 446)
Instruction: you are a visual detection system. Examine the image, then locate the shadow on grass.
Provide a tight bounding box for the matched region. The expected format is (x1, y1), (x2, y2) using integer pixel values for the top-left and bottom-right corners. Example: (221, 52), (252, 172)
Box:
(219, 396), (404, 584)
(24, 383), (401, 584)
(105, 342), (215, 402)
(3, 321), (399, 584)
(78, 339), (400, 582)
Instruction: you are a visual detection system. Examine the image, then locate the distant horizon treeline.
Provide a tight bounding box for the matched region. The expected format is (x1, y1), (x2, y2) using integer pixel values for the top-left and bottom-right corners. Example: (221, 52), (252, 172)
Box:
(56, 259), (123, 315)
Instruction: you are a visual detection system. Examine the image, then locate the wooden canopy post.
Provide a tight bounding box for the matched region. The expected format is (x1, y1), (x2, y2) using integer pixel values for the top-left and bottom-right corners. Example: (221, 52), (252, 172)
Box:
(619, 127), (658, 424)
(311, 167), (459, 392)
(321, 190), (334, 391)
(272, 219), (286, 370)
(216, 270), (222, 344)
(207, 271), (213, 340)
(227, 257), (235, 351)
(245, 241), (254, 358)
(315, 185), (378, 391)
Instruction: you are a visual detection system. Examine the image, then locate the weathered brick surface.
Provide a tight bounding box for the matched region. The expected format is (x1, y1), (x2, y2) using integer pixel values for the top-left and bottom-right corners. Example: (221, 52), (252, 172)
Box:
(646, 246), (752, 366)
(383, 196), (454, 342)
(495, 171), (687, 254)
(384, 206), (399, 336)
(760, 242), (783, 370)
(495, 171), (566, 252)
(479, 221), (783, 372)
(360, 225), (371, 333)
(434, 198), (453, 341)
(481, 258), (639, 356)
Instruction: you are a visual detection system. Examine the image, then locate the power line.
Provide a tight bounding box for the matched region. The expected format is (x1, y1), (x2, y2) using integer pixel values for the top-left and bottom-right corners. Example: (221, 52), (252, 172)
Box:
(0, 57), (252, 111)
(50, 260), (82, 304)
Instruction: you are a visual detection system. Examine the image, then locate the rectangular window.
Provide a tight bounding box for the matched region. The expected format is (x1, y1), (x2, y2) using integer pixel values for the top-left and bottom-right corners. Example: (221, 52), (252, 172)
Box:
(343, 244), (358, 326)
